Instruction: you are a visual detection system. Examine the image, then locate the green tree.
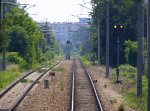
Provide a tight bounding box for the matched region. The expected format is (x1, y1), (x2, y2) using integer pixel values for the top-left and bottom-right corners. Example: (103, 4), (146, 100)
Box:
(90, 0), (139, 66)
(72, 27), (90, 57)
(124, 40), (137, 66)
(4, 7), (45, 68)
(8, 25), (28, 57)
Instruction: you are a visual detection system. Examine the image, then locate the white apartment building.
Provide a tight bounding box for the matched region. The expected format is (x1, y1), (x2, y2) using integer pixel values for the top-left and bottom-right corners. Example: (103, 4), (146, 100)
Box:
(49, 18), (91, 46)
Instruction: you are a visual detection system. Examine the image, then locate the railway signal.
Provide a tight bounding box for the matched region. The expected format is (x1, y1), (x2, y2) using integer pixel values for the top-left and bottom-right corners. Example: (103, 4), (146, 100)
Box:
(113, 24), (124, 83)
(66, 40), (71, 60)
(113, 24), (124, 36)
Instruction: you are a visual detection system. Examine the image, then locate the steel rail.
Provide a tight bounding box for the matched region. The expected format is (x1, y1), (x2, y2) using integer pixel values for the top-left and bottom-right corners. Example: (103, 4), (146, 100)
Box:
(71, 58), (75, 111)
(8, 61), (62, 111)
(0, 67), (43, 98)
(79, 59), (104, 111)
(0, 60), (62, 98)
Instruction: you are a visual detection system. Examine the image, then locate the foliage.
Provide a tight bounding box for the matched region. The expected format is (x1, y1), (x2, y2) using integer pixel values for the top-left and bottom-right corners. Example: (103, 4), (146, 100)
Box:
(7, 64), (19, 72)
(0, 6), (59, 69)
(111, 65), (147, 111)
(124, 76), (147, 111)
(119, 64), (137, 80)
(124, 40), (137, 66)
(8, 25), (28, 57)
(111, 64), (137, 83)
(71, 27), (90, 56)
(0, 5), (61, 90)
(120, 64), (137, 73)
(3, 8), (44, 68)
(7, 52), (27, 70)
(20, 79), (28, 83)
(39, 22), (59, 55)
(39, 56), (47, 64)
(2, 7), (50, 68)
(0, 65), (21, 91)
(0, 29), (9, 50)
(52, 67), (66, 73)
(59, 79), (65, 91)
(90, 0), (140, 66)
(0, 55), (62, 91)
(124, 39), (147, 67)
(45, 48), (54, 60)
(80, 56), (92, 67)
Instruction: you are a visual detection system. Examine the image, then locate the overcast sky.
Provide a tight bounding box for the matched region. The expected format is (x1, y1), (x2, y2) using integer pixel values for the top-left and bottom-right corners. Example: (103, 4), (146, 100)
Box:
(17, 0), (92, 22)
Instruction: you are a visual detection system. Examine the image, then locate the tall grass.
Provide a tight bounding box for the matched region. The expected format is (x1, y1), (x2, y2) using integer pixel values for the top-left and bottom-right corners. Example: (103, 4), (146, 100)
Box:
(0, 64), (21, 91)
(59, 79), (65, 91)
(80, 57), (92, 67)
(52, 67), (66, 73)
(111, 64), (147, 111)
(124, 75), (147, 111)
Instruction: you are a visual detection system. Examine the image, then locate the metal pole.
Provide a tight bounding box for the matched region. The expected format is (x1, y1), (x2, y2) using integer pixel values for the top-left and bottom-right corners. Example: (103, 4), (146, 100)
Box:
(137, 0), (143, 97)
(147, 1), (150, 110)
(141, 5), (145, 74)
(98, 17), (101, 66)
(116, 35), (120, 82)
(0, 0), (3, 25)
(106, 0), (109, 78)
(1, 0), (6, 70)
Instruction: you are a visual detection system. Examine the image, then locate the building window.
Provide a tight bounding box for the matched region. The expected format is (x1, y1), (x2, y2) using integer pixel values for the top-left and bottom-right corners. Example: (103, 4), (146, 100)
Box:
(68, 26), (71, 31)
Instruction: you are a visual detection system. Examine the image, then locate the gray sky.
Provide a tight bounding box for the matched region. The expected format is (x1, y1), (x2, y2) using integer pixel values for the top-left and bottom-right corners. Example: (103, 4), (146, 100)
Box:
(17, 0), (92, 22)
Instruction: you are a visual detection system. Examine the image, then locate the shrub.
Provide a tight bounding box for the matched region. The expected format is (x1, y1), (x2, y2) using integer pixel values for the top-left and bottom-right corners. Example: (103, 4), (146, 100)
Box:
(7, 64), (19, 72)
(45, 50), (54, 60)
(52, 67), (66, 73)
(59, 79), (65, 91)
(80, 57), (92, 67)
(7, 52), (27, 70)
(0, 70), (21, 90)
(39, 56), (47, 64)
(119, 64), (137, 77)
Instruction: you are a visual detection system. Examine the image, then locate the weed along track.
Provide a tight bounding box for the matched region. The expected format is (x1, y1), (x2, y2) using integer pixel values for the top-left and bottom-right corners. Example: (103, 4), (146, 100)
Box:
(0, 61), (62, 111)
(71, 58), (104, 111)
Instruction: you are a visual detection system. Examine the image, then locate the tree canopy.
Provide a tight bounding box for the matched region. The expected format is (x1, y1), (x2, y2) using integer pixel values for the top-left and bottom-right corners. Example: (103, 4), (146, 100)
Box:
(87, 0), (144, 67)
(0, 7), (59, 68)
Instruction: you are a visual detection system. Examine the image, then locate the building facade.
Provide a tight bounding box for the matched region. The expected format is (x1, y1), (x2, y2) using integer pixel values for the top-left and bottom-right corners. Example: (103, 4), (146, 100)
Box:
(49, 18), (91, 47)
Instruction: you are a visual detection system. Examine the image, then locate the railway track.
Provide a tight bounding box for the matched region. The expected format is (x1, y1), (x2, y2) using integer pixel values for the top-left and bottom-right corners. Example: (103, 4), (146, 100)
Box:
(71, 58), (104, 111)
(0, 60), (62, 111)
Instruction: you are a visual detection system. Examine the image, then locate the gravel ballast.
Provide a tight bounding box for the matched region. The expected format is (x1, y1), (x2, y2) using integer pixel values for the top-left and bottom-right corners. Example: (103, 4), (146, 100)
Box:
(16, 60), (73, 111)
(88, 66), (134, 111)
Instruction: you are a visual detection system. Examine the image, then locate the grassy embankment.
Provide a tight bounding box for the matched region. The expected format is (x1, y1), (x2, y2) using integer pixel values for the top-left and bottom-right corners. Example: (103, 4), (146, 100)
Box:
(111, 64), (147, 111)
(0, 55), (63, 91)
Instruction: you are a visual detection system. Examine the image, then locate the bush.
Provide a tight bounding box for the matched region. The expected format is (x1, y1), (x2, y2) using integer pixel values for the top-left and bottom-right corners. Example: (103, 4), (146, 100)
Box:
(39, 56), (47, 64)
(80, 57), (92, 67)
(0, 70), (21, 90)
(120, 64), (136, 72)
(124, 40), (137, 66)
(7, 52), (27, 69)
(45, 50), (54, 60)
(7, 64), (19, 72)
